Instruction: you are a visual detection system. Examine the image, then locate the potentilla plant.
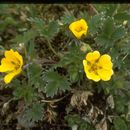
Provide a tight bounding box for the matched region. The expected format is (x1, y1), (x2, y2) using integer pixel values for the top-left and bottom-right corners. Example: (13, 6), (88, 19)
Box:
(0, 4), (130, 130)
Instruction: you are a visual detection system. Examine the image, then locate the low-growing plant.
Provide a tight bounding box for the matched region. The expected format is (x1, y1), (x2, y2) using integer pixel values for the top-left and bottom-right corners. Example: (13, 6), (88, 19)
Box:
(0, 4), (130, 130)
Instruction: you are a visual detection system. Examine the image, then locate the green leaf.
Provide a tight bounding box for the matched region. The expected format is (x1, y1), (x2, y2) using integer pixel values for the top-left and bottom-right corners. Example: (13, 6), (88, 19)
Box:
(24, 103), (43, 123)
(89, 14), (104, 35)
(95, 34), (112, 50)
(12, 29), (38, 44)
(28, 63), (43, 86)
(113, 117), (127, 130)
(68, 66), (79, 83)
(29, 17), (59, 41)
(103, 17), (115, 38)
(41, 21), (59, 41)
(43, 71), (70, 97)
(115, 93), (128, 114)
(60, 12), (75, 25)
(111, 26), (126, 41)
(28, 17), (45, 30)
(65, 114), (94, 130)
(18, 103), (44, 127)
(13, 82), (36, 104)
(114, 12), (130, 21)
(105, 4), (120, 16)
(58, 43), (85, 67)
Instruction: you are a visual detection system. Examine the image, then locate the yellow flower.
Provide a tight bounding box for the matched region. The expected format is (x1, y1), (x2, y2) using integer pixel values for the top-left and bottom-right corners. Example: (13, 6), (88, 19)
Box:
(0, 49), (23, 84)
(83, 51), (113, 82)
(69, 19), (88, 39)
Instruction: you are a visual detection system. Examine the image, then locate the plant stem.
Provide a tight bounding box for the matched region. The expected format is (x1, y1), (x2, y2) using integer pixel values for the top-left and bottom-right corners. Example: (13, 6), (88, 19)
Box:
(89, 4), (99, 15)
(24, 45), (31, 84)
(47, 40), (61, 58)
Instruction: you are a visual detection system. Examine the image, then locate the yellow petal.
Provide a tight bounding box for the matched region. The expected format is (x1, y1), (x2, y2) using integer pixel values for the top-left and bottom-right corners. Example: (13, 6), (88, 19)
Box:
(97, 68), (113, 81)
(5, 49), (23, 66)
(86, 51), (100, 63)
(83, 60), (100, 82)
(83, 60), (90, 71)
(0, 58), (15, 72)
(69, 19), (88, 39)
(79, 19), (88, 30)
(4, 68), (22, 84)
(14, 51), (23, 67)
(72, 30), (87, 39)
(86, 71), (101, 82)
(98, 54), (113, 70)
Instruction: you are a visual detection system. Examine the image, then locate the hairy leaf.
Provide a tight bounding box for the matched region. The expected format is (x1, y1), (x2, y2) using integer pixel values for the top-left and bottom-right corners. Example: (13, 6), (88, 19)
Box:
(43, 71), (70, 97)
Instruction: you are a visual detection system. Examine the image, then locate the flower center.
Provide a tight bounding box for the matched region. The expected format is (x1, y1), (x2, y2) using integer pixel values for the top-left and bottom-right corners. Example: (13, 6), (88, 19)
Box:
(88, 62), (102, 74)
(75, 26), (83, 32)
(11, 59), (20, 70)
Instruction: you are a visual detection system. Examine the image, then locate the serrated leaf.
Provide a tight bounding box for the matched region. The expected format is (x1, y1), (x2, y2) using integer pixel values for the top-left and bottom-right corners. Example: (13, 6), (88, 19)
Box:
(42, 21), (59, 41)
(68, 66), (79, 83)
(122, 42), (130, 53)
(43, 71), (70, 97)
(57, 43), (84, 82)
(28, 63), (43, 86)
(114, 12), (130, 21)
(23, 103), (43, 124)
(65, 114), (94, 130)
(18, 103), (43, 127)
(113, 117), (127, 130)
(13, 83), (36, 104)
(89, 14), (103, 35)
(12, 29), (38, 44)
(29, 17), (45, 29)
(95, 34), (112, 49)
(111, 26), (126, 41)
(105, 4), (120, 16)
(58, 43), (85, 67)
(103, 17), (115, 38)
(60, 12), (75, 25)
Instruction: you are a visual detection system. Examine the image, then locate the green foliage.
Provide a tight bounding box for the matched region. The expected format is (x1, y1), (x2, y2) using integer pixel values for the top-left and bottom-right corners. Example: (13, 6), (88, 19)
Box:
(28, 63), (43, 86)
(29, 17), (59, 41)
(65, 114), (94, 130)
(12, 29), (38, 44)
(1, 4), (130, 129)
(13, 80), (37, 104)
(57, 43), (85, 83)
(42, 21), (59, 41)
(60, 12), (75, 25)
(18, 103), (43, 127)
(43, 70), (70, 97)
(24, 103), (43, 123)
(29, 17), (45, 30)
(88, 14), (104, 35)
(113, 117), (127, 130)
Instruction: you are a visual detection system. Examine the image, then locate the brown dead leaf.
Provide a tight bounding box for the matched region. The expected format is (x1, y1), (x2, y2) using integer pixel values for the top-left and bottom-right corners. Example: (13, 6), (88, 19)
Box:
(88, 106), (103, 124)
(70, 90), (93, 109)
(107, 95), (114, 109)
(44, 105), (57, 124)
(95, 118), (107, 130)
(1, 99), (12, 115)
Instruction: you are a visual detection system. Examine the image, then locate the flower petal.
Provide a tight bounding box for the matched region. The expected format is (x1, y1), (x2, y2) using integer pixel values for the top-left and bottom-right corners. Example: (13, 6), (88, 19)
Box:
(14, 51), (23, 67)
(0, 58), (15, 72)
(69, 19), (88, 39)
(83, 60), (100, 82)
(98, 54), (113, 70)
(5, 49), (23, 66)
(4, 68), (22, 84)
(86, 51), (100, 63)
(72, 30), (87, 39)
(97, 68), (113, 81)
(79, 19), (88, 30)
